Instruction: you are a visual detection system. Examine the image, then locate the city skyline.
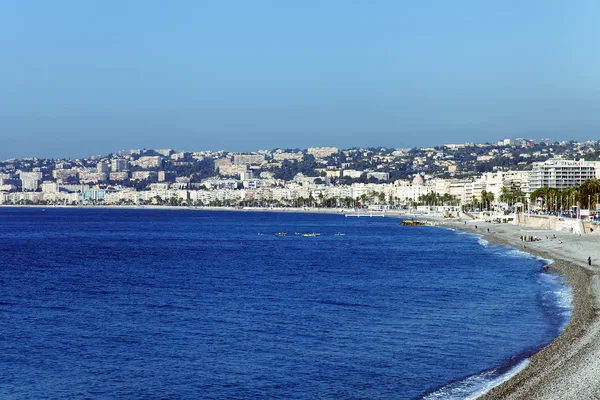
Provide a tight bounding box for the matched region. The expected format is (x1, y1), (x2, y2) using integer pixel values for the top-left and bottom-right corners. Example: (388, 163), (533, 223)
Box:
(0, 134), (589, 162)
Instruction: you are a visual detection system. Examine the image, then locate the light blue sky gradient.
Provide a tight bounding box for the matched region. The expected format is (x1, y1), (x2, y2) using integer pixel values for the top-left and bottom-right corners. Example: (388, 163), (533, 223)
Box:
(1, 1), (598, 159)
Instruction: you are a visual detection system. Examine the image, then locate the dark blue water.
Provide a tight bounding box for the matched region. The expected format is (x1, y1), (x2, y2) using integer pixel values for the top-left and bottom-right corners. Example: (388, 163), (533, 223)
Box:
(0, 208), (571, 399)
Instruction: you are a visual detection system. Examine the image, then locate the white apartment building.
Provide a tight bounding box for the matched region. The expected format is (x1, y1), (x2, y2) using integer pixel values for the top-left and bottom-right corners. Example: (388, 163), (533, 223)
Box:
(52, 169), (78, 181)
(135, 156), (163, 169)
(342, 169), (363, 179)
(131, 171), (158, 180)
(528, 159), (596, 193)
(273, 152), (303, 161)
(41, 181), (59, 193)
(232, 154), (265, 165)
(109, 172), (129, 181)
(307, 147), (338, 159)
(97, 162), (110, 174)
(240, 169), (254, 181)
(19, 171), (43, 191)
(111, 158), (129, 172)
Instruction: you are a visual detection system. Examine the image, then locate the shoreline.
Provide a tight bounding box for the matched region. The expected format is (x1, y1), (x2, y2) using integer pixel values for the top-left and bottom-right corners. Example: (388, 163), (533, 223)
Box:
(433, 218), (599, 399)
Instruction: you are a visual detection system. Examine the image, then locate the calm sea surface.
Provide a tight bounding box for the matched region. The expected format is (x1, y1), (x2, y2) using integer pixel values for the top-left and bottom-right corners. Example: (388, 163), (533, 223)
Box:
(0, 208), (571, 399)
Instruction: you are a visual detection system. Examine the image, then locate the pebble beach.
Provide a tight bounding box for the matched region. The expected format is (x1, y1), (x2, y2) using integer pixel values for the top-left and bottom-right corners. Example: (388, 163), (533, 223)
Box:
(438, 218), (600, 399)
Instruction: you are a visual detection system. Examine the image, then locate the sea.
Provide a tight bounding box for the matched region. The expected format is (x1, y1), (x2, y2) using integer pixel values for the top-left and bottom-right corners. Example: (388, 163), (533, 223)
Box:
(0, 208), (572, 399)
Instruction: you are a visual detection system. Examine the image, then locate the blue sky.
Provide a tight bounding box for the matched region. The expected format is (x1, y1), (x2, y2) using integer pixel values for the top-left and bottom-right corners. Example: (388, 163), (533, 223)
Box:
(1, 1), (598, 159)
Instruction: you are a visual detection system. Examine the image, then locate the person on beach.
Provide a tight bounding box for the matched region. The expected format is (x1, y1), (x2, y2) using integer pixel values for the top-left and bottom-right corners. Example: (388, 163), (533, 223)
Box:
(588, 256), (592, 266)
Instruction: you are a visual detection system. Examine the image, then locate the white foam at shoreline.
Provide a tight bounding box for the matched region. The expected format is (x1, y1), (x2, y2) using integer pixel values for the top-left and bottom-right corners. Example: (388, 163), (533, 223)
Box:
(538, 272), (574, 331)
(424, 224), (573, 400)
(422, 359), (530, 400)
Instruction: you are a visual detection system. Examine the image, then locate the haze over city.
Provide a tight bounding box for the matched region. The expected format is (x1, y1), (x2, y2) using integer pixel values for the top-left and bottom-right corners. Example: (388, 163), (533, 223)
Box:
(1, 1), (599, 160)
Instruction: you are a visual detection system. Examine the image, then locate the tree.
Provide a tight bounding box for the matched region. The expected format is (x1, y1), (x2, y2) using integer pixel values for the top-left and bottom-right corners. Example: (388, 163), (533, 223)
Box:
(480, 190), (494, 211)
(580, 178), (600, 209)
(529, 187), (554, 210)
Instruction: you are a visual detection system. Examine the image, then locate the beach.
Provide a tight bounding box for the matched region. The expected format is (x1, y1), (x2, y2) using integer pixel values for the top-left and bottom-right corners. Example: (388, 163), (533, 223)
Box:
(435, 218), (600, 399)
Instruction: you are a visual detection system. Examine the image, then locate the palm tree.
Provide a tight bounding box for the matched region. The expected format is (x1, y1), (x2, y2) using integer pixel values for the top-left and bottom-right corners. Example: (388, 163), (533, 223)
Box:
(499, 187), (512, 205)
(580, 178), (600, 209)
(547, 187), (559, 211)
(480, 190), (494, 211)
(529, 187), (554, 210)
(562, 186), (579, 210)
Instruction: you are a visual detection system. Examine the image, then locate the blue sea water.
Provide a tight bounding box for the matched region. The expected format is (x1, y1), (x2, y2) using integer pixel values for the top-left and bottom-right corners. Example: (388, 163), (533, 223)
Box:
(0, 208), (571, 399)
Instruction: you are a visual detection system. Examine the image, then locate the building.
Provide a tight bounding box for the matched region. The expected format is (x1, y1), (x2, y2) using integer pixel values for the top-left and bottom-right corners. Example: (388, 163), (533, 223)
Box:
(111, 158), (129, 172)
(118, 149), (141, 157)
(307, 147), (338, 159)
(366, 172), (390, 181)
(97, 162), (110, 174)
(155, 149), (173, 157)
(528, 159), (596, 193)
(342, 169), (363, 179)
(273, 152), (303, 161)
(214, 158), (232, 172)
(109, 172), (129, 181)
(19, 171), (43, 191)
(79, 169), (105, 183)
(135, 156), (163, 169)
(233, 154), (266, 165)
(158, 171), (177, 182)
(131, 171), (158, 180)
(240, 169), (254, 181)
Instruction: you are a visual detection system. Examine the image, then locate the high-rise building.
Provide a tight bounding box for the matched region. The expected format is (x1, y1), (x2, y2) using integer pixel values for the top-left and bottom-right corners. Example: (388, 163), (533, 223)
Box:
(240, 169), (254, 181)
(19, 171), (43, 191)
(528, 159), (596, 193)
(111, 158), (129, 172)
(97, 162), (110, 174)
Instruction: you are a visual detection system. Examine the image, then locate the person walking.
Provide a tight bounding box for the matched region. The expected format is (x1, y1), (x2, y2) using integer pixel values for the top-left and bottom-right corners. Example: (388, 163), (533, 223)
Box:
(588, 256), (592, 266)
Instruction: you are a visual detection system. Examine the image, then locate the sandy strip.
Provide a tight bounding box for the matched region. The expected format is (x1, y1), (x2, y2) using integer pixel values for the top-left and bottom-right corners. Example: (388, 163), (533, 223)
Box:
(435, 219), (600, 399)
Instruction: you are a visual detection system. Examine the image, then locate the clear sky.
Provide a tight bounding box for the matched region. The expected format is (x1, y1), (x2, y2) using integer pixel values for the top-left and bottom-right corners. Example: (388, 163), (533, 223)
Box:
(1, 1), (599, 159)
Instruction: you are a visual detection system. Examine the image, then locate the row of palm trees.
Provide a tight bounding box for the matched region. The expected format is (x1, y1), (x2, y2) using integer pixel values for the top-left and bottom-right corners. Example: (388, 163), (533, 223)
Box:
(416, 192), (460, 207)
(459, 190), (496, 212)
(529, 178), (600, 211)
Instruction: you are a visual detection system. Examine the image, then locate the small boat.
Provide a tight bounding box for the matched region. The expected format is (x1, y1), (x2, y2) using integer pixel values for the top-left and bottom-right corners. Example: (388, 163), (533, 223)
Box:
(257, 232), (263, 236)
(303, 233), (318, 237)
(335, 232), (345, 236)
(277, 232), (287, 237)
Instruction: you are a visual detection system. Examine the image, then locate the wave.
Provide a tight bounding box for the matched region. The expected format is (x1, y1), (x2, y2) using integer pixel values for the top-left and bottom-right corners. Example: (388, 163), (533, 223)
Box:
(422, 359), (530, 400)
(536, 256), (555, 267)
(537, 272), (573, 331)
(498, 248), (532, 258)
(477, 238), (489, 247)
